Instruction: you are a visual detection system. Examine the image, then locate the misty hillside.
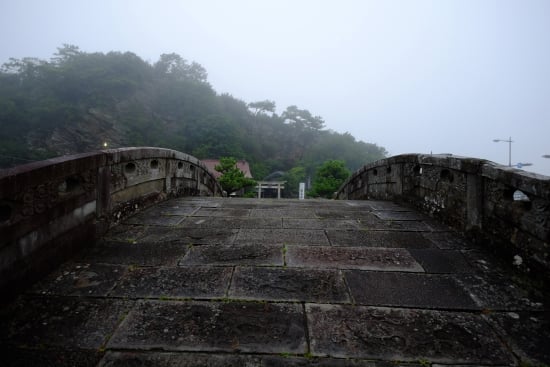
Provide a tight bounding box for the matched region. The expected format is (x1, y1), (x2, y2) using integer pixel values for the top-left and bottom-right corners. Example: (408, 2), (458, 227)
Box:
(0, 45), (387, 177)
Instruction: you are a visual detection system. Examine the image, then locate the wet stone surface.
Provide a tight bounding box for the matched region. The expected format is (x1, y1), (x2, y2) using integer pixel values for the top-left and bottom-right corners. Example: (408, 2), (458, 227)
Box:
(180, 216), (282, 229)
(345, 271), (478, 310)
(98, 351), (423, 367)
(142, 227), (239, 245)
(286, 246), (424, 272)
(282, 218), (361, 230)
(373, 210), (429, 221)
(422, 231), (473, 250)
(236, 228), (330, 246)
(455, 273), (545, 311)
(407, 249), (473, 273)
(123, 211), (186, 226)
(314, 208), (374, 220)
(81, 240), (188, 266)
(485, 311), (550, 365)
(306, 303), (513, 364)
(381, 220), (434, 232)
(110, 266), (233, 298)
(326, 229), (433, 248)
(102, 224), (148, 242)
(28, 262), (126, 296)
(180, 244), (283, 266)
(0, 296), (132, 349)
(229, 266), (350, 303)
(108, 300), (307, 354)
(1, 197), (547, 366)
(193, 207), (251, 217)
(4, 348), (104, 367)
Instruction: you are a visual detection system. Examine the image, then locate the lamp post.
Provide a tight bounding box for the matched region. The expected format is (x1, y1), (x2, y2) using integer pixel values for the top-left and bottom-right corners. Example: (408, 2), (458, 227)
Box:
(493, 137), (513, 167)
(543, 155), (550, 159)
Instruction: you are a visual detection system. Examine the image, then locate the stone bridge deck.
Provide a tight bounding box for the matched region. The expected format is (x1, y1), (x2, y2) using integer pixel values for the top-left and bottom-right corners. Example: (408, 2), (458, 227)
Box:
(1, 197), (548, 366)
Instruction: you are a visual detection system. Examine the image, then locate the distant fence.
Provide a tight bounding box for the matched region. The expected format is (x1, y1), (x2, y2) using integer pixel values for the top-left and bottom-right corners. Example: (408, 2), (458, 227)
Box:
(0, 147), (223, 299)
(337, 154), (550, 285)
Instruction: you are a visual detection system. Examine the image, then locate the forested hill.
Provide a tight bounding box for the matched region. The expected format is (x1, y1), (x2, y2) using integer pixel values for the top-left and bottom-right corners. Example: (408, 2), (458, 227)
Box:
(0, 45), (387, 177)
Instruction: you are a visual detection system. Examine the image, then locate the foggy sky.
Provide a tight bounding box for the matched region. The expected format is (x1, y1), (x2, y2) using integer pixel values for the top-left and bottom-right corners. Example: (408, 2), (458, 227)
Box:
(1, 0), (549, 175)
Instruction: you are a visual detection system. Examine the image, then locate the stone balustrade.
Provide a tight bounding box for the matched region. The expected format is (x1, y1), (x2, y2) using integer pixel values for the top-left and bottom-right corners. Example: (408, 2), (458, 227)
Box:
(337, 154), (550, 286)
(0, 147), (222, 299)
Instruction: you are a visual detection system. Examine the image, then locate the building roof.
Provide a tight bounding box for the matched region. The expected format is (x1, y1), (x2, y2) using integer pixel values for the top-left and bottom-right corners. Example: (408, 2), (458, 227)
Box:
(201, 159), (253, 179)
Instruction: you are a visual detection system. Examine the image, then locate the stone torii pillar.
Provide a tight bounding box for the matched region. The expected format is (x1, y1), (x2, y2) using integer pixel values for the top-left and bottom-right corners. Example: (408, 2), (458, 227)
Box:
(257, 181), (286, 199)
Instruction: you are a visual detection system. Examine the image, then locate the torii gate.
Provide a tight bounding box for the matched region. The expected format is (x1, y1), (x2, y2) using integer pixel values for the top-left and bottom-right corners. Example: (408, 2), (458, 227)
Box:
(257, 180), (286, 199)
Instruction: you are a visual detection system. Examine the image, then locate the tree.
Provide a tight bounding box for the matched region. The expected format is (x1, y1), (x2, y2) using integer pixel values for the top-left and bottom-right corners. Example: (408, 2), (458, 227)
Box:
(282, 105), (325, 130)
(153, 53), (207, 83)
(309, 160), (350, 199)
(282, 166), (306, 198)
(248, 100), (276, 115)
(215, 157), (256, 194)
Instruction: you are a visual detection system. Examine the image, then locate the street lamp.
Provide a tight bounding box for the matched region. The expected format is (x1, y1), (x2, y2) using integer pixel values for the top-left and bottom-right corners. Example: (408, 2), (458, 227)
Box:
(493, 137), (513, 167)
(543, 155), (550, 159)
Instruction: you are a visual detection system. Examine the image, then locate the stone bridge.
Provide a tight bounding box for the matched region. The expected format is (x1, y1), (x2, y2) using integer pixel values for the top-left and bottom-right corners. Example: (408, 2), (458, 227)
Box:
(0, 148), (549, 366)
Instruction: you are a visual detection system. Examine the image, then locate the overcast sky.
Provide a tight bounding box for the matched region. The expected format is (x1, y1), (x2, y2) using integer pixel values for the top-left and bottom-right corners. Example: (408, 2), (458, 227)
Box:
(2, 0), (549, 175)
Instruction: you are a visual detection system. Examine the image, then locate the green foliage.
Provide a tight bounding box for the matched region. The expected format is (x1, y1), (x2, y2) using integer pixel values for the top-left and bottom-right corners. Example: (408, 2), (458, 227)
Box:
(215, 157), (256, 194)
(0, 45), (387, 171)
(282, 166), (306, 198)
(309, 160), (351, 199)
(248, 100), (276, 115)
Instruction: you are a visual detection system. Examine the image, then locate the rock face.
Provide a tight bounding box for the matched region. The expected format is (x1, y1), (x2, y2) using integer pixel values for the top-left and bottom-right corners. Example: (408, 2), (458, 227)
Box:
(1, 197), (548, 366)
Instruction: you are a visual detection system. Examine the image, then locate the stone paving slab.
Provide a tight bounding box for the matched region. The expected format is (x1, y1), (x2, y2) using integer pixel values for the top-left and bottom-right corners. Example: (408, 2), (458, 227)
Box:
(3, 348), (104, 367)
(286, 246), (424, 272)
(81, 240), (188, 266)
(314, 209), (373, 219)
(345, 271), (478, 310)
(407, 249), (473, 273)
(108, 300), (307, 354)
(248, 208), (284, 218)
(153, 204), (199, 216)
(2, 196), (549, 366)
(283, 218), (361, 230)
(421, 231), (473, 250)
(229, 266), (350, 303)
(180, 244), (283, 266)
(250, 208), (317, 218)
(139, 226), (238, 245)
(168, 198), (221, 208)
(98, 350), (424, 367)
(455, 273), (545, 311)
(306, 303), (513, 364)
(193, 207), (251, 217)
(28, 262), (126, 296)
(110, 266), (233, 299)
(355, 200), (405, 211)
(102, 224), (148, 242)
(236, 228), (330, 246)
(485, 311), (550, 365)
(326, 229), (434, 248)
(123, 212), (186, 226)
(180, 216), (282, 229)
(380, 220), (434, 232)
(373, 211), (429, 221)
(0, 296), (132, 349)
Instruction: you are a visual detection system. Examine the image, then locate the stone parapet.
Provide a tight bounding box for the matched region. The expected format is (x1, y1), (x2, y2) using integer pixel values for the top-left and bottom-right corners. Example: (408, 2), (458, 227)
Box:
(337, 154), (550, 286)
(0, 147), (222, 299)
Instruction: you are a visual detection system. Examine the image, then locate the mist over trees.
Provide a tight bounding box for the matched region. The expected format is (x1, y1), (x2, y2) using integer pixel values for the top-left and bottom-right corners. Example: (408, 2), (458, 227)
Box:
(0, 45), (387, 180)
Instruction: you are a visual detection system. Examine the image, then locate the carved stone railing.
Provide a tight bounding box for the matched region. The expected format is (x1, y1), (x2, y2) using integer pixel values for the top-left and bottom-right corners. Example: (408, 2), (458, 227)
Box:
(337, 154), (550, 285)
(0, 147), (223, 299)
